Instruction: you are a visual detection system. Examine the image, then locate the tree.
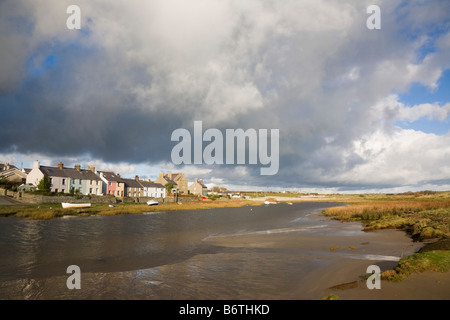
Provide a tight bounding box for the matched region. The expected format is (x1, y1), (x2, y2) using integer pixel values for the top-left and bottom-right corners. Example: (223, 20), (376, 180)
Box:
(37, 176), (52, 192)
(165, 182), (174, 195)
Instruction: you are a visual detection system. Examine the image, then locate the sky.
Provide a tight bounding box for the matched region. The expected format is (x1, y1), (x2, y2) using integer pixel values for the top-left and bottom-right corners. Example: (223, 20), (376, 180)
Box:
(1, 0), (450, 193)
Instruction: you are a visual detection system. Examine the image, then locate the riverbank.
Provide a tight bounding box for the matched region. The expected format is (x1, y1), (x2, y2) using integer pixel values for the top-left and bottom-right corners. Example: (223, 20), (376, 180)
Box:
(0, 199), (264, 220)
(320, 193), (450, 298)
(1, 191), (449, 299)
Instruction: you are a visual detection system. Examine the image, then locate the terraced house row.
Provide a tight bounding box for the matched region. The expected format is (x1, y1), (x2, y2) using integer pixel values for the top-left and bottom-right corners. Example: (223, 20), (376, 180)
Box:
(25, 160), (167, 199)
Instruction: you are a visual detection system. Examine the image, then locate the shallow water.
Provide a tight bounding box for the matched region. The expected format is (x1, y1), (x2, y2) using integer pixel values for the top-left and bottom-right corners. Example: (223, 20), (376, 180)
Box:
(0, 202), (421, 299)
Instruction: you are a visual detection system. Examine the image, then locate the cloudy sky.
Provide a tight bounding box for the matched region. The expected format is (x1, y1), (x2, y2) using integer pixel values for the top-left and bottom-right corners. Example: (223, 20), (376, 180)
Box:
(1, 0), (450, 193)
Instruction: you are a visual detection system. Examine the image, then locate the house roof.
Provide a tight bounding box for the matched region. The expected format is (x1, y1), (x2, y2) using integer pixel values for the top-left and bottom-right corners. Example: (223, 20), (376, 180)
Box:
(0, 163), (18, 172)
(190, 179), (207, 188)
(140, 180), (165, 189)
(0, 168), (28, 179)
(98, 171), (124, 182)
(158, 175), (177, 186)
(122, 178), (143, 189)
(41, 166), (102, 181)
(166, 173), (185, 181)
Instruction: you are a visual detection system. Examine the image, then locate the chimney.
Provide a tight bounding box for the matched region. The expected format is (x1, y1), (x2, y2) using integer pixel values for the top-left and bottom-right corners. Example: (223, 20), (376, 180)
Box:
(57, 162), (64, 169)
(33, 160), (40, 169)
(75, 164), (81, 171)
(195, 178), (198, 183)
(5, 163), (10, 170)
(89, 165), (95, 173)
(159, 172), (164, 178)
(135, 175), (139, 181)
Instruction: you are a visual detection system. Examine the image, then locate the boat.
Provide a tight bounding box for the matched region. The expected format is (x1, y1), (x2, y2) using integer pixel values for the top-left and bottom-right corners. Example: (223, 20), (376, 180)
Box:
(147, 200), (159, 206)
(61, 202), (91, 209)
(264, 200), (277, 205)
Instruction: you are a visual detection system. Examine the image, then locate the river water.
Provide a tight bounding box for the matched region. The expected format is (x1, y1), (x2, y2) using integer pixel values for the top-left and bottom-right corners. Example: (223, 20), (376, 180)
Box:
(0, 202), (421, 299)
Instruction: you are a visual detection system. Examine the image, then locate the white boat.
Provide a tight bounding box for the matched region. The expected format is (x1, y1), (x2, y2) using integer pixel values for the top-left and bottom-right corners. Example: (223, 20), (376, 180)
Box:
(61, 202), (91, 209)
(147, 200), (159, 206)
(264, 200), (277, 205)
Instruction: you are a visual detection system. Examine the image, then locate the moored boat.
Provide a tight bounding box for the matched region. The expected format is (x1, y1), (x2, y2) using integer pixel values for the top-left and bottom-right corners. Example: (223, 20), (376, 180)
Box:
(147, 200), (159, 206)
(61, 202), (91, 209)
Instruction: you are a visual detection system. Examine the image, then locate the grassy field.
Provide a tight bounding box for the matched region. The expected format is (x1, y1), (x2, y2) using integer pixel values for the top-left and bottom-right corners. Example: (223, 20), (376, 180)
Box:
(0, 199), (264, 220)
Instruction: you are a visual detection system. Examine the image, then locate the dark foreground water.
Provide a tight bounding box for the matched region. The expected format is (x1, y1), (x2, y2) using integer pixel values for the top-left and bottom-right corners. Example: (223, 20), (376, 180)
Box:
(0, 202), (421, 299)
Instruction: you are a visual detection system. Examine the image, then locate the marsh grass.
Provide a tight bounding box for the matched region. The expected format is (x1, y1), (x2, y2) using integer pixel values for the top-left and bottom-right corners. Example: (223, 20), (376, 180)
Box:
(323, 195), (450, 281)
(382, 250), (450, 282)
(323, 200), (450, 240)
(0, 200), (263, 220)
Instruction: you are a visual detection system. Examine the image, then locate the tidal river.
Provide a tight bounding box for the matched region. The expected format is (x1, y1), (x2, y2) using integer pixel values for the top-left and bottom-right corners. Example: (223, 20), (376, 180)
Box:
(0, 202), (421, 299)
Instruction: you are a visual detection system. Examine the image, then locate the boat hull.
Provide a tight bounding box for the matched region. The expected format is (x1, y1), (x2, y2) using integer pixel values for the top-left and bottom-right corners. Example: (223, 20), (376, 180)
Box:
(61, 202), (91, 209)
(147, 200), (159, 206)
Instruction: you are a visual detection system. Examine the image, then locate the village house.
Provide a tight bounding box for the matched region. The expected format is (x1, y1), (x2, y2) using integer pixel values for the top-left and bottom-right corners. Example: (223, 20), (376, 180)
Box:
(155, 172), (188, 194)
(188, 178), (207, 196)
(122, 176), (144, 199)
(0, 163), (30, 185)
(77, 165), (103, 196)
(98, 171), (125, 197)
(26, 161), (102, 195)
(139, 180), (166, 198)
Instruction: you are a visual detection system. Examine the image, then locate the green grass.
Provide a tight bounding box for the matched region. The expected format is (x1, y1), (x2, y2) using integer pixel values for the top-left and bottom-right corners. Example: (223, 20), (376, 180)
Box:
(382, 250), (450, 282)
(320, 294), (339, 300)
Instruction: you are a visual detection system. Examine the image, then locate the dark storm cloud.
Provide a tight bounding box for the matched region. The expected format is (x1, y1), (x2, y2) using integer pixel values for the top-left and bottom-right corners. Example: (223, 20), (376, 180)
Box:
(1, 0), (450, 191)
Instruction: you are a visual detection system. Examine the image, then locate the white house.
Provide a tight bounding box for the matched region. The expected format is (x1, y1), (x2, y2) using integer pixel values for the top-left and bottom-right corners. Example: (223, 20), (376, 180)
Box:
(140, 180), (166, 198)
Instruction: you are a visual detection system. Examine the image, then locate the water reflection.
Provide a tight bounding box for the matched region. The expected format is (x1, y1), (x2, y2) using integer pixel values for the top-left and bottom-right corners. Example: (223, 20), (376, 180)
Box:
(0, 202), (421, 299)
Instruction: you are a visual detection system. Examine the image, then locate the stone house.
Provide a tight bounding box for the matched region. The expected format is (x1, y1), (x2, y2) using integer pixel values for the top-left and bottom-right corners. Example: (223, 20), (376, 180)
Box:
(122, 176), (144, 199)
(189, 178), (207, 196)
(155, 172), (188, 194)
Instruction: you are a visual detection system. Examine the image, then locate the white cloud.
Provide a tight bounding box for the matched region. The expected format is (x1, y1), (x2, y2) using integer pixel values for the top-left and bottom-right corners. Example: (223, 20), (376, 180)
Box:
(1, 0), (450, 192)
(371, 94), (450, 123)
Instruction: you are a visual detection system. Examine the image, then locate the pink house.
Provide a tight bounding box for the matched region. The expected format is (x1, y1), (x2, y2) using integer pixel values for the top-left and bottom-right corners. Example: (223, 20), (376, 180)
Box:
(98, 171), (125, 197)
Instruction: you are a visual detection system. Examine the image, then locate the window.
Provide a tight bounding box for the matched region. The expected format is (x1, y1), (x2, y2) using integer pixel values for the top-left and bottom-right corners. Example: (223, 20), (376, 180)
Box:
(89, 188), (92, 194)
(49, 178), (53, 184)
(62, 189), (65, 193)
(62, 179), (66, 185)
